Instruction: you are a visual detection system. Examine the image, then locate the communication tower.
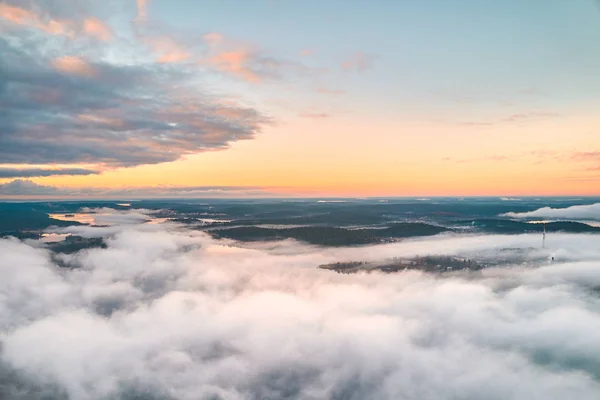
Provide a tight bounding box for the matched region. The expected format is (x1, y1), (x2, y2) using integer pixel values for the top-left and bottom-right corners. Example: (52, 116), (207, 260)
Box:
(542, 223), (546, 249)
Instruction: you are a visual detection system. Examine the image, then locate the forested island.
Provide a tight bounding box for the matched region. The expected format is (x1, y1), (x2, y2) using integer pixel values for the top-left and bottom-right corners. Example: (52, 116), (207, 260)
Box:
(320, 256), (483, 274)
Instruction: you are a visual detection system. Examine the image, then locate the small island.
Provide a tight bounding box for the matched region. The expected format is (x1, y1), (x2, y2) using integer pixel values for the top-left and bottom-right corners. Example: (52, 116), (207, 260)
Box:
(320, 256), (484, 274)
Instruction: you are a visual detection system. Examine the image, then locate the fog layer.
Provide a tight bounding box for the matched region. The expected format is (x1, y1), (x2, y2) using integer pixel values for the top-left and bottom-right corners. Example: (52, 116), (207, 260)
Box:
(502, 202), (600, 220)
(2, 218), (600, 399)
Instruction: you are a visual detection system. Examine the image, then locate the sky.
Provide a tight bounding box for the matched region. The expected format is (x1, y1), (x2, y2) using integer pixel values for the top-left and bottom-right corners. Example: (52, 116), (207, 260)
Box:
(1, 0), (600, 198)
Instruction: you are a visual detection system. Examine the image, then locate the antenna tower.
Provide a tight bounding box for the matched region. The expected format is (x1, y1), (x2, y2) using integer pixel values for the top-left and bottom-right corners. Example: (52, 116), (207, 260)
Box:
(542, 223), (546, 249)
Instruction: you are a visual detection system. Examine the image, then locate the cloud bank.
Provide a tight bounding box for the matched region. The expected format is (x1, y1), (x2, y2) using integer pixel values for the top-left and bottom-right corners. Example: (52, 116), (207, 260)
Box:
(2, 216), (600, 399)
(502, 203), (600, 221)
(0, 168), (99, 178)
(0, 179), (64, 196)
(0, 38), (269, 168)
(0, 179), (276, 198)
(0, 1), (270, 172)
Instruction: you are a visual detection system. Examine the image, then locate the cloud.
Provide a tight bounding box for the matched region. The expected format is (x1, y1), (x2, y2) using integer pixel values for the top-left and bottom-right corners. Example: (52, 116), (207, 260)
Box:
(135, 0), (148, 23)
(443, 150), (563, 165)
(71, 207), (157, 226)
(51, 56), (98, 78)
(0, 4), (36, 25)
(0, 3), (74, 37)
(341, 52), (377, 72)
(455, 121), (494, 127)
(0, 36), (270, 168)
(443, 155), (510, 164)
(502, 203), (600, 221)
(0, 1), (115, 41)
(0, 180), (276, 198)
(571, 152), (600, 171)
(573, 152), (600, 161)
(132, 23), (197, 64)
(201, 32), (319, 83)
(0, 179), (63, 196)
(485, 155), (509, 161)
(2, 1), (320, 177)
(202, 32), (224, 47)
(2, 218), (600, 398)
(131, 1), (195, 64)
(519, 86), (545, 96)
(317, 87), (345, 95)
(299, 112), (331, 119)
(135, 27), (318, 84)
(151, 36), (192, 63)
(456, 112), (560, 128)
(0, 168), (99, 178)
(501, 112), (560, 123)
(206, 49), (263, 83)
(82, 18), (112, 41)
(1, 1), (275, 173)
(133, 9), (311, 84)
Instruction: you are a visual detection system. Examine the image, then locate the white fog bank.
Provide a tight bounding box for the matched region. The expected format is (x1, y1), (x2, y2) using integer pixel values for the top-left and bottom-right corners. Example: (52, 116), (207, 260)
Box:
(2, 219), (600, 399)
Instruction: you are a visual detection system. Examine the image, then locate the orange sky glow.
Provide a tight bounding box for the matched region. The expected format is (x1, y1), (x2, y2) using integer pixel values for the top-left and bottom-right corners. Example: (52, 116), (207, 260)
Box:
(1, 1), (599, 198)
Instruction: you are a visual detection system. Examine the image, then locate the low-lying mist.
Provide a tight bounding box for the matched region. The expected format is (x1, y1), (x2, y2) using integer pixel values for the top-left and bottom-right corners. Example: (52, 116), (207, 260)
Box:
(502, 202), (600, 221)
(2, 213), (600, 399)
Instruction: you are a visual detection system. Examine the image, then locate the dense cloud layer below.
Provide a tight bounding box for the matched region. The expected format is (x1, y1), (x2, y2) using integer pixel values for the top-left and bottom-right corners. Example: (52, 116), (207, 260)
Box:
(2, 217), (600, 399)
(502, 202), (600, 221)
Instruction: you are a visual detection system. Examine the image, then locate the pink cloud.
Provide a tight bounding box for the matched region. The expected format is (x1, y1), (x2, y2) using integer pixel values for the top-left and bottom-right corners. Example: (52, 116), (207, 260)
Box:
(134, 28), (192, 64)
(299, 112), (330, 119)
(0, 4), (73, 37)
(200, 31), (322, 83)
(341, 52), (377, 72)
(1, 4), (114, 41)
(572, 151), (600, 172)
(573, 151), (600, 161)
(158, 51), (190, 63)
(502, 112), (560, 123)
(77, 114), (125, 129)
(206, 50), (262, 83)
(149, 37), (191, 63)
(203, 32), (224, 47)
(201, 33), (255, 80)
(0, 4), (36, 25)
(200, 32), (267, 82)
(52, 56), (97, 78)
(83, 18), (112, 41)
(136, 0), (148, 22)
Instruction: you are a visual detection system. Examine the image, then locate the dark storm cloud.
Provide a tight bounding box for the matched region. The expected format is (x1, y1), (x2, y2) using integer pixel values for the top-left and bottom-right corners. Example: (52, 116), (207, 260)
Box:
(0, 168), (99, 178)
(0, 30), (270, 168)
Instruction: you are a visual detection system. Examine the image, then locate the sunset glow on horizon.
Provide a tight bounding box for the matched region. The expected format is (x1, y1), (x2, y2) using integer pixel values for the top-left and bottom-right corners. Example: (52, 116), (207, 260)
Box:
(1, 0), (599, 198)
